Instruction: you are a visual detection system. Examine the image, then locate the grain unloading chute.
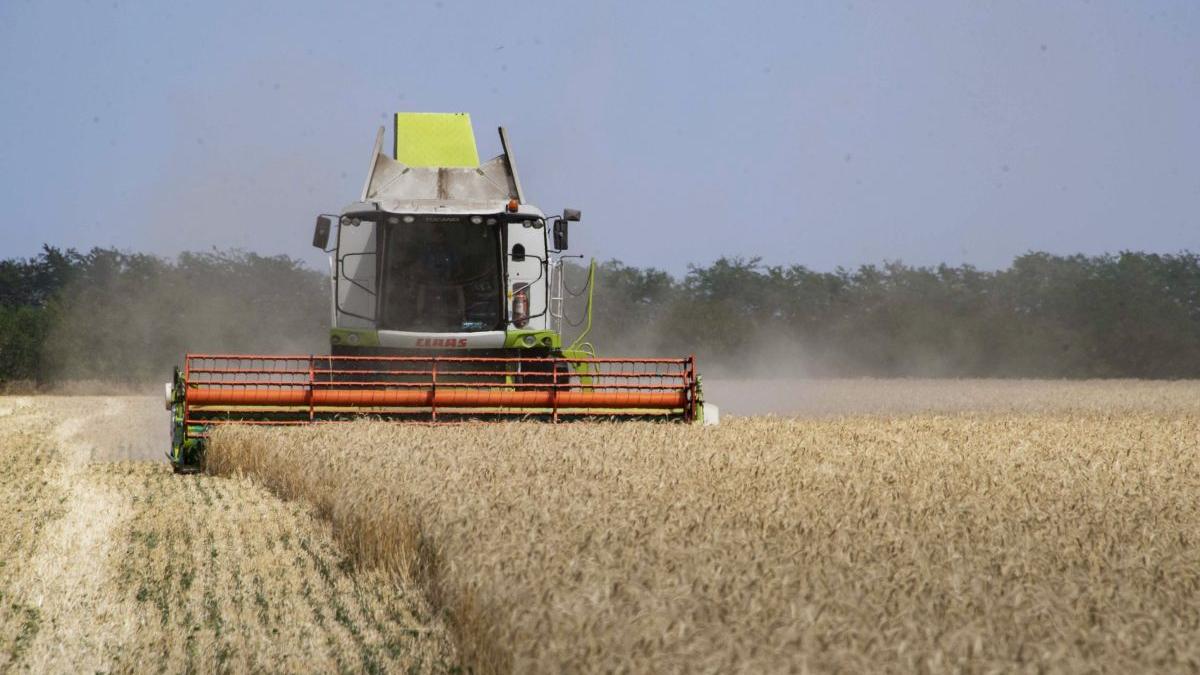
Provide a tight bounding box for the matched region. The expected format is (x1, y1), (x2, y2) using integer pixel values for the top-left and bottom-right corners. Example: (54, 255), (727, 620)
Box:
(167, 113), (717, 471)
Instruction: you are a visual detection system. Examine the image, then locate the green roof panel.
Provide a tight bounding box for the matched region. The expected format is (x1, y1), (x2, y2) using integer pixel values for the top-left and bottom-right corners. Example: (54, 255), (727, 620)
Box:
(393, 112), (480, 168)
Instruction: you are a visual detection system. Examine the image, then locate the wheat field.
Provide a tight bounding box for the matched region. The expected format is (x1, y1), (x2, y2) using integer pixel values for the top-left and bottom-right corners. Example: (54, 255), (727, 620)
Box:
(0, 397), (457, 672)
(206, 382), (1200, 673)
(3, 384), (1200, 673)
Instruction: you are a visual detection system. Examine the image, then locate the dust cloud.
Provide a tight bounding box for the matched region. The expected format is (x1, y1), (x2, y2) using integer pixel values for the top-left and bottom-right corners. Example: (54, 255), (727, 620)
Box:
(33, 251), (1197, 421)
(41, 250), (327, 384)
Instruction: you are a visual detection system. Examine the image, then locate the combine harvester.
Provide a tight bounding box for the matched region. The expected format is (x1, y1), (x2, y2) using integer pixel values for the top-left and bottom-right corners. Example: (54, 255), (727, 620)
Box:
(166, 113), (717, 470)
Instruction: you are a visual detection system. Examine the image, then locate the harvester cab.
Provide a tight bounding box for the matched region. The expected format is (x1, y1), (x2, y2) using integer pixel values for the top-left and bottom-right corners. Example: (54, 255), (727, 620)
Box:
(166, 113), (717, 472)
(318, 113), (579, 362)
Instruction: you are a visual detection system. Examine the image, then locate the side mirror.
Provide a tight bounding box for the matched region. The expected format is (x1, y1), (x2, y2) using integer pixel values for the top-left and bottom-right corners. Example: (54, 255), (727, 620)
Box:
(312, 216), (332, 249)
(563, 208), (582, 222)
(553, 220), (568, 250)
(511, 243), (526, 262)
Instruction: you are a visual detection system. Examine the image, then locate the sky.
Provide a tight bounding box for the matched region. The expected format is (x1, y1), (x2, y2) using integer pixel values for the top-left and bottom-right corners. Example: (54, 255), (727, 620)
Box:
(1, 0), (1197, 274)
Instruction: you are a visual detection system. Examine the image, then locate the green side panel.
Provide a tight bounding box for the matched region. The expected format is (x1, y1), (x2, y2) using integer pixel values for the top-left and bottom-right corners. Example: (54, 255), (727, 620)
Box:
(394, 112), (480, 168)
(504, 329), (561, 349)
(330, 328), (381, 348)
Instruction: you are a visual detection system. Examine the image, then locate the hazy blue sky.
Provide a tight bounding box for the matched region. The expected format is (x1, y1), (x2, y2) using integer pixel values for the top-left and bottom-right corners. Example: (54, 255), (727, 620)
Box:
(1, 1), (1197, 273)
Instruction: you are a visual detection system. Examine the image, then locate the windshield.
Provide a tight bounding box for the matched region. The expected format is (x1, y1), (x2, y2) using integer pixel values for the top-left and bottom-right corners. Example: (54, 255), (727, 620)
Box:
(378, 218), (502, 332)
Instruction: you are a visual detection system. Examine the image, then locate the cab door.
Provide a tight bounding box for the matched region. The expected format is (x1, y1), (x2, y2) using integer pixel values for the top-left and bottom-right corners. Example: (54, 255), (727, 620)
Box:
(335, 220), (378, 328)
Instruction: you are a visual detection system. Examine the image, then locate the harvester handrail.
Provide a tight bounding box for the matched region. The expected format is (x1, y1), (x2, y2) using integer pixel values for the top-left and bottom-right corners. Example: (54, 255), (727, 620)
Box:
(185, 380), (690, 390)
(186, 353), (693, 365)
(190, 369), (690, 380)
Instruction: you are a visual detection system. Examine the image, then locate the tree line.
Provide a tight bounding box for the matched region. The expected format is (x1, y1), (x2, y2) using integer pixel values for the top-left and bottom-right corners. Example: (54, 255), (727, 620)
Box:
(1, 245), (1198, 384)
(0, 246), (327, 384)
(574, 251), (1200, 377)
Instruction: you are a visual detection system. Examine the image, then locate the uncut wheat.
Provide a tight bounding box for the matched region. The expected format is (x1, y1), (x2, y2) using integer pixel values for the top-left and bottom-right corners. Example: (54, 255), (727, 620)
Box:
(209, 404), (1200, 673)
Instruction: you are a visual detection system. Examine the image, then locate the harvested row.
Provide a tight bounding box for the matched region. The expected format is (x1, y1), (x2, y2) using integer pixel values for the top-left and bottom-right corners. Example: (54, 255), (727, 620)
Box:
(210, 409), (1200, 673)
(0, 397), (457, 672)
(96, 464), (454, 672)
(0, 400), (62, 668)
